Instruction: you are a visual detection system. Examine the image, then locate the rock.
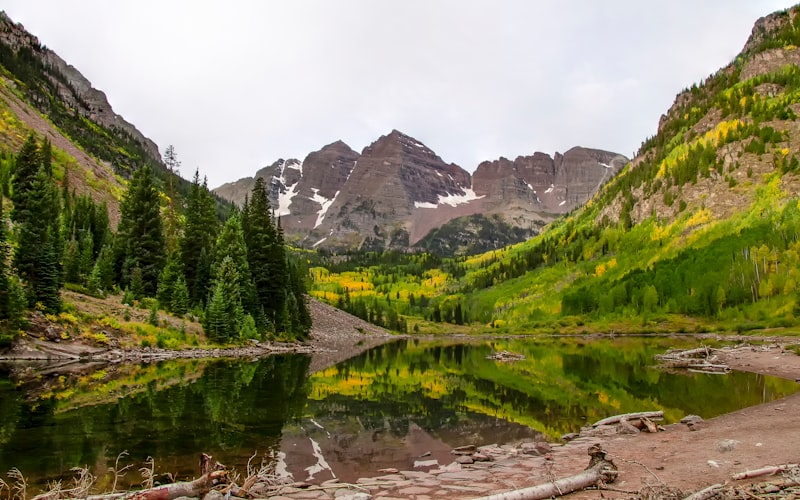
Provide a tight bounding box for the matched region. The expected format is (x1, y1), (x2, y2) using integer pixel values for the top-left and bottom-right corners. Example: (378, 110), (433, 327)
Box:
(618, 420), (641, 434)
(377, 468), (399, 474)
(398, 486), (432, 495)
(520, 442), (541, 455)
(439, 462), (462, 473)
(451, 444), (477, 455)
(335, 493), (372, 500)
(455, 455), (474, 464)
(472, 452), (490, 462)
(413, 459), (439, 469)
(561, 432), (580, 442)
(680, 415), (704, 425)
(717, 439), (740, 452)
(204, 491), (225, 500)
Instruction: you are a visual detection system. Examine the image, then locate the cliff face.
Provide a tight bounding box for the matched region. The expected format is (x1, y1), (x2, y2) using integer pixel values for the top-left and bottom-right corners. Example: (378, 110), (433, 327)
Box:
(215, 129), (627, 254)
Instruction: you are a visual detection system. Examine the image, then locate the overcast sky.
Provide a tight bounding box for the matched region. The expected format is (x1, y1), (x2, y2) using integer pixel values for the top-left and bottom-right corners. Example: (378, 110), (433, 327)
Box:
(2, 1), (795, 188)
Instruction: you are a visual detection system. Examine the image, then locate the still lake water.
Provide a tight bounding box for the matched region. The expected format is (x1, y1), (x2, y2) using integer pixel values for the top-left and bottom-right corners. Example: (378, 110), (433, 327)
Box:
(0, 337), (797, 490)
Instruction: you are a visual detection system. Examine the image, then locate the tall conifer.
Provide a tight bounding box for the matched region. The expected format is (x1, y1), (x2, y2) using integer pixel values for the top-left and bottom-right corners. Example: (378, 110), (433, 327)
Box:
(117, 165), (165, 297)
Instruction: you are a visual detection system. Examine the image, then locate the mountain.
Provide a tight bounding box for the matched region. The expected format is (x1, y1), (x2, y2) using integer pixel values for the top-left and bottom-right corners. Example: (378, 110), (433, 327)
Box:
(214, 130), (627, 254)
(306, 4), (800, 335)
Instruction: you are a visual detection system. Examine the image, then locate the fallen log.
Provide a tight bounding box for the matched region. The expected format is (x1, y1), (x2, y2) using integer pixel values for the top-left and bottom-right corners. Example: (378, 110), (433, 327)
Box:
(732, 463), (799, 481)
(474, 445), (616, 500)
(473, 462), (616, 500)
(592, 411), (664, 427)
(125, 470), (228, 500)
(656, 347), (710, 360)
(682, 483), (723, 500)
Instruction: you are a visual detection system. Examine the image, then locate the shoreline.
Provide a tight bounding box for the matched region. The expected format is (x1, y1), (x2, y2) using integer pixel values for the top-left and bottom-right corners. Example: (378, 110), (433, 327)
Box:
(2, 320), (800, 498)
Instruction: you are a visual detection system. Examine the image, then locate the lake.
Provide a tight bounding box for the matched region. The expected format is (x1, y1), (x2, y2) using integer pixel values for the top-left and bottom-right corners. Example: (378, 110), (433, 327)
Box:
(0, 337), (797, 492)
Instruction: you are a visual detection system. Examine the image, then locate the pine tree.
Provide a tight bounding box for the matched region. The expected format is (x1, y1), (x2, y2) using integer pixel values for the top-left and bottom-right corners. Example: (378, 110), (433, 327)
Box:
(172, 276), (189, 315)
(203, 256), (243, 343)
(243, 177), (287, 335)
(162, 145), (182, 253)
(117, 166), (165, 297)
(286, 258), (312, 337)
(10, 134), (40, 217)
(90, 243), (116, 293)
(181, 170), (219, 306)
(157, 251), (183, 312)
(212, 213), (257, 318)
(11, 138), (62, 312)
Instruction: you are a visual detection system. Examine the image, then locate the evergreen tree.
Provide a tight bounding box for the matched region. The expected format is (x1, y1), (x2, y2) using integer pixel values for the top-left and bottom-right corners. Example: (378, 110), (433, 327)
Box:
(117, 166), (165, 297)
(181, 170), (219, 306)
(11, 139), (61, 312)
(157, 251), (184, 312)
(172, 276), (190, 315)
(10, 134), (40, 217)
(203, 256), (243, 343)
(162, 145), (182, 253)
(243, 177), (287, 335)
(90, 243), (116, 293)
(212, 213), (257, 317)
(286, 258), (312, 337)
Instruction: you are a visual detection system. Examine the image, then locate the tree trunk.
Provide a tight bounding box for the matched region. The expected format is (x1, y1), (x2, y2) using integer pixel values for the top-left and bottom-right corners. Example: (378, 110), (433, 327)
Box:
(123, 470), (227, 500)
(592, 411), (664, 427)
(474, 462), (616, 500)
(732, 464), (799, 480)
(682, 483), (723, 500)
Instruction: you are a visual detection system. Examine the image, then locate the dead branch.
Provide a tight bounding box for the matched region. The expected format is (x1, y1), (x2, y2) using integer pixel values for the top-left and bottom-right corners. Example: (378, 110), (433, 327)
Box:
(474, 446), (617, 500)
(125, 469), (228, 500)
(139, 457), (155, 490)
(592, 411), (664, 427)
(732, 463), (800, 481)
(111, 451), (132, 493)
(681, 483), (723, 500)
(8, 467), (27, 500)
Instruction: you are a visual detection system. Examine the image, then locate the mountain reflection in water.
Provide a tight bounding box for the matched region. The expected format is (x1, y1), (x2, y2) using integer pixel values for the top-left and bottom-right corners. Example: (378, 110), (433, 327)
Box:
(0, 337), (797, 491)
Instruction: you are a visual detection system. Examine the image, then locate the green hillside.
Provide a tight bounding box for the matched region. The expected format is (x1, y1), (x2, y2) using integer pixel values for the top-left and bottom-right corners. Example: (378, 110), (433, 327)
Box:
(309, 5), (800, 336)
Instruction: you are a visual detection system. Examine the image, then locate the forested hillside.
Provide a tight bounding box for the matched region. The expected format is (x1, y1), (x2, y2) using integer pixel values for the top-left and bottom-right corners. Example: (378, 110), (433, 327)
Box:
(309, 5), (800, 335)
(0, 11), (311, 345)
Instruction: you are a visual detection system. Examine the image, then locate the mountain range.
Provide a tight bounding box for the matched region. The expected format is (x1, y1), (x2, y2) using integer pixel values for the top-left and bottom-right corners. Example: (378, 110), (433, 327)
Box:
(213, 131), (627, 254)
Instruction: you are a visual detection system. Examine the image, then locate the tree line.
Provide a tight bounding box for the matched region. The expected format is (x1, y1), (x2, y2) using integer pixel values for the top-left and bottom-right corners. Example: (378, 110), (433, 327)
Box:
(0, 135), (311, 345)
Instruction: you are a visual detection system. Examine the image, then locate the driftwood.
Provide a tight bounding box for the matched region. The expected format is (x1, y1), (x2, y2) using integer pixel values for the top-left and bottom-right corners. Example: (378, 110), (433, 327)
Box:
(732, 463), (799, 480)
(592, 411), (664, 427)
(656, 346), (731, 374)
(682, 483), (723, 500)
(474, 445), (616, 500)
(486, 351), (526, 362)
(126, 470), (228, 500)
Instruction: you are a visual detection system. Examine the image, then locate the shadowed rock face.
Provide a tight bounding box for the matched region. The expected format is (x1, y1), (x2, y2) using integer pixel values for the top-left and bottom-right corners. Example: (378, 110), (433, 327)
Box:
(213, 130), (627, 254)
(473, 148), (627, 215)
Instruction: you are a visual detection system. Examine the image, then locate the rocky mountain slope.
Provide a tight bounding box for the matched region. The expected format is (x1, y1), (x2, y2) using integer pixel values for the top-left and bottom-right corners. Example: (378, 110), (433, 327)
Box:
(214, 130), (627, 254)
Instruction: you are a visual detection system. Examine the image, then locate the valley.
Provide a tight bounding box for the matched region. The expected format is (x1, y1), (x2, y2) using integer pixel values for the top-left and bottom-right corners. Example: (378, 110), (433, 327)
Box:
(1, 3), (800, 499)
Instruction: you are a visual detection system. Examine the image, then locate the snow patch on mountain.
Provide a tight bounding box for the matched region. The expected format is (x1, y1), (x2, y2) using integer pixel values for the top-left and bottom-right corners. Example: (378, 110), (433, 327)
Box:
(277, 181), (298, 216)
(414, 201), (438, 209)
(415, 188), (485, 209)
(311, 188), (339, 229)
